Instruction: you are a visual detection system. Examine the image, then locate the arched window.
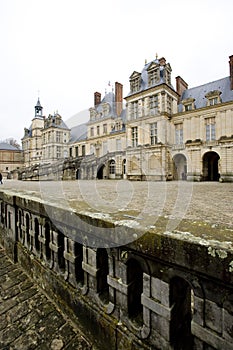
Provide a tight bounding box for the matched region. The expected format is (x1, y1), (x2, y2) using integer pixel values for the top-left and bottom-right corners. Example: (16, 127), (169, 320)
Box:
(109, 160), (115, 175)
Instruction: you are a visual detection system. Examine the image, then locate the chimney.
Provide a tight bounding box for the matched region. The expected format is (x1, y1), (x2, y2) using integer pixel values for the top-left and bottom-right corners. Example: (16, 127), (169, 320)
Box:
(229, 55), (233, 90)
(159, 57), (166, 66)
(115, 82), (123, 116)
(94, 92), (101, 107)
(176, 76), (188, 102)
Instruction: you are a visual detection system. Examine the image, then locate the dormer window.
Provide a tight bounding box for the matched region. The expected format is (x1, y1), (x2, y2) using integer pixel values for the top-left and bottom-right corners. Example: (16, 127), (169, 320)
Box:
(185, 104), (192, 111)
(89, 108), (96, 121)
(209, 97), (218, 106)
(182, 98), (195, 112)
(147, 62), (160, 86)
(205, 90), (222, 106)
(102, 103), (110, 117)
(130, 71), (141, 93)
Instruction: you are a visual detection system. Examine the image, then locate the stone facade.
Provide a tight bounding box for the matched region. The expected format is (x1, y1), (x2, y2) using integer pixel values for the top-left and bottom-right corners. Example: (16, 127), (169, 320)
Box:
(21, 54), (233, 182)
(0, 143), (23, 179)
(22, 99), (70, 168)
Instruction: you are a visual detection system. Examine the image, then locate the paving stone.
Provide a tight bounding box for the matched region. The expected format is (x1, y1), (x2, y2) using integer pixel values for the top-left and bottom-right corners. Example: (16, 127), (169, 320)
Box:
(0, 247), (92, 349)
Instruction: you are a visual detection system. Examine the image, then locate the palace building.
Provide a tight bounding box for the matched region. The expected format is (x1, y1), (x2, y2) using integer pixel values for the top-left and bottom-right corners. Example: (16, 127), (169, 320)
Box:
(21, 54), (233, 182)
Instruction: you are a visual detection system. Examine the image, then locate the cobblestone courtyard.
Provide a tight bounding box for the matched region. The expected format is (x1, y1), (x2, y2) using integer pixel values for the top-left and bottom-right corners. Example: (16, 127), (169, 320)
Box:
(1, 179), (233, 228)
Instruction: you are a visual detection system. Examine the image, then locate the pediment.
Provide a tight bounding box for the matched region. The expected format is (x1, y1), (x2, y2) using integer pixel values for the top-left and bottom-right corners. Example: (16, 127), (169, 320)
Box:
(205, 90), (222, 98)
(146, 61), (159, 71)
(129, 71), (141, 80)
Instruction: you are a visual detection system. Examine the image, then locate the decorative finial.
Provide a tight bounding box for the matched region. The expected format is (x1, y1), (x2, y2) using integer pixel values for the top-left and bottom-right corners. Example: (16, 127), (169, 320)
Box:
(145, 59), (147, 65)
(156, 53), (158, 59)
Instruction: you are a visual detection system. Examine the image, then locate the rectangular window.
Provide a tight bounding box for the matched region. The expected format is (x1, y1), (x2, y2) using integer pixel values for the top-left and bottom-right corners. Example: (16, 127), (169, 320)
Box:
(167, 95), (172, 114)
(56, 146), (61, 158)
(81, 145), (85, 156)
(131, 77), (140, 92)
(97, 125), (100, 135)
(150, 95), (158, 115)
(90, 127), (94, 137)
(116, 121), (121, 131)
(205, 118), (216, 141)
(149, 69), (159, 86)
(131, 101), (138, 119)
(209, 97), (218, 106)
(185, 104), (192, 111)
(175, 123), (183, 144)
(75, 146), (79, 157)
(56, 131), (61, 142)
(206, 118), (216, 141)
(132, 127), (138, 147)
(150, 123), (157, 145)
(69, 147), (72, 157)
(103, 124), (107, 134)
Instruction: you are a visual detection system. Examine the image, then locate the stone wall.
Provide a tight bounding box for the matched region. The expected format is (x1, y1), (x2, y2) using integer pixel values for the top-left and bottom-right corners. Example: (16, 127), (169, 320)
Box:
(0, 190), (232, 349)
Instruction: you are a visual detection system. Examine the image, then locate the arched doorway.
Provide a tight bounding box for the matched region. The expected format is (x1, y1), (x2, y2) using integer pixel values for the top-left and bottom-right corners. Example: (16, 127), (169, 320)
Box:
(173, 154), (187, 180)
(97, 164), (106, 179)
(203, 151), (220, 181)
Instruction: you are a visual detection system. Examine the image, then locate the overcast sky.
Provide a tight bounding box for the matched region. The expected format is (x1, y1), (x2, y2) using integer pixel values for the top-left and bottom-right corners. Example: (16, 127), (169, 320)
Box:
(0, 0), (232, 144)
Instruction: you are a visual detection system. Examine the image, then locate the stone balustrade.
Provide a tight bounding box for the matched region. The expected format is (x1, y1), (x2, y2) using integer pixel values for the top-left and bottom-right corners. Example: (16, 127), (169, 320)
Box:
(0, 189), (233, 350)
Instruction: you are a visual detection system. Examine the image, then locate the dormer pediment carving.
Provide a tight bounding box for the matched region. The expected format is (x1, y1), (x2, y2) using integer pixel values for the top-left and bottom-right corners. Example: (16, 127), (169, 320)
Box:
(146, 61), (159, 72)
(205, 90), (222, 98)
(182, 97), (195, 105)
(129, 71), (141, 80)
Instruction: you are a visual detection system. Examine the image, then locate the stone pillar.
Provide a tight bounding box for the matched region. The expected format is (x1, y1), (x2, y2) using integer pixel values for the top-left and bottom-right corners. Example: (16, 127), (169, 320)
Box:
(82, 247), (98, 295)
(49, 230), (59, 273)
(63, 237), (77, 287)
(141, 274), (172, 348)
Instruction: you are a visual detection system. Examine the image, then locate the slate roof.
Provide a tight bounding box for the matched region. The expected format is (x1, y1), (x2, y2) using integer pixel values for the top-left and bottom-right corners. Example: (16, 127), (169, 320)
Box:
(0, 142), (21, 151)
(178, 77), (233, 112)
(95, 91), (118, 117)
(35, 98), (42, 108)
(44, 119), (70, 130)
(70, 123), (88, 143)
(127, 58), (174, 97)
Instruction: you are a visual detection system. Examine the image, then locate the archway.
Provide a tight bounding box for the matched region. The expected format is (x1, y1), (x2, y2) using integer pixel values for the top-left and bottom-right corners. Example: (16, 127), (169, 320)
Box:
(109, 159), (116, 179)
(173, 154), (187, 180)
(203, 151), (220, 181)
(97, 164), (105, 179)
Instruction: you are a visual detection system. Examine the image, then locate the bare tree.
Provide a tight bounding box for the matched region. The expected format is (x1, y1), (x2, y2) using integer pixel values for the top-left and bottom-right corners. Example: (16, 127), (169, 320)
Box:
(1, 138), (21, 149)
